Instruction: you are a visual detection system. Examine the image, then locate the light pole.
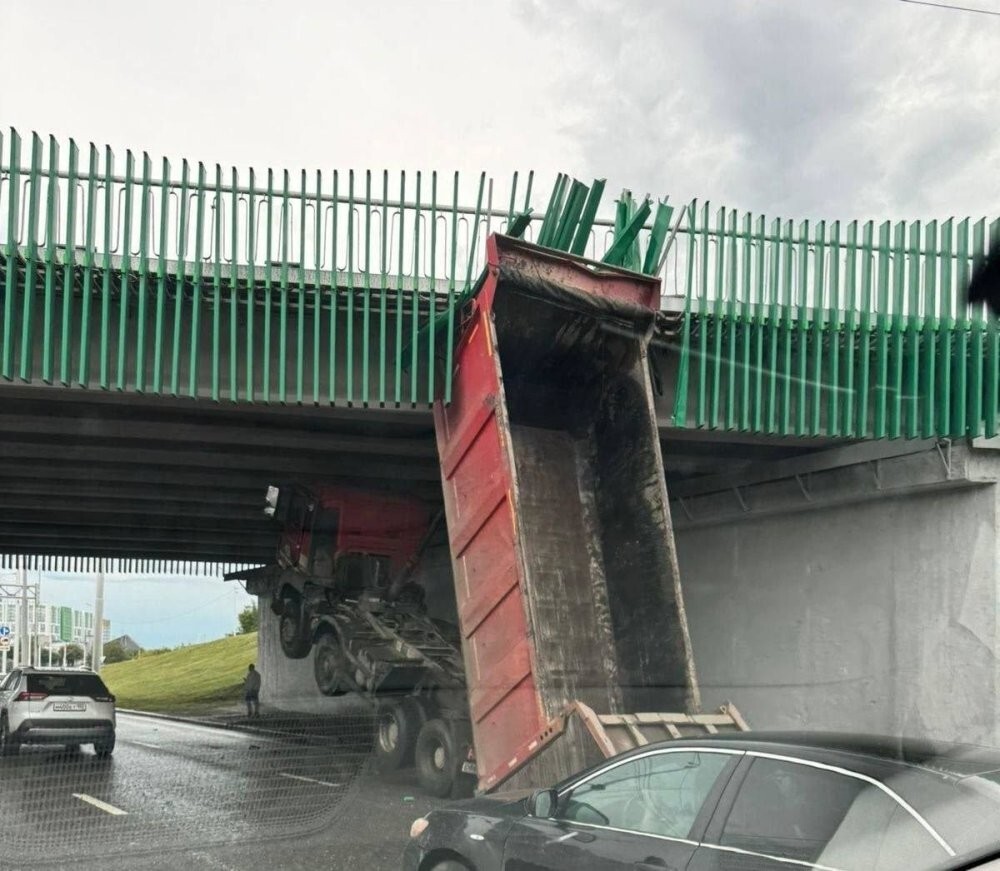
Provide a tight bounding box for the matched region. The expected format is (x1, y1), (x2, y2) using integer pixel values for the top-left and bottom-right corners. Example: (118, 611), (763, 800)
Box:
(93, 571), (105, 673)
(32, 570), (41, 667)
(18, 568), (28, 669)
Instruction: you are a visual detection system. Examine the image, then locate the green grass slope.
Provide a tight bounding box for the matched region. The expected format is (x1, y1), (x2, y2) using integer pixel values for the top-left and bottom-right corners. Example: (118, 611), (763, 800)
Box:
(101, 632), (258, 713)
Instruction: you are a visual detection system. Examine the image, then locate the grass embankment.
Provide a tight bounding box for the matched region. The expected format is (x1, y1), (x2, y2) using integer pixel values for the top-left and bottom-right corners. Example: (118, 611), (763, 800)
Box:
(101, 632), (258, 713)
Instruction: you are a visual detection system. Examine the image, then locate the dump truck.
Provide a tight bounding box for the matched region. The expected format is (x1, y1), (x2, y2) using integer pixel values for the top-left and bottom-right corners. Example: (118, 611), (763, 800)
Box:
(232, 233), (747, 798)
(232, 484), (472, 791)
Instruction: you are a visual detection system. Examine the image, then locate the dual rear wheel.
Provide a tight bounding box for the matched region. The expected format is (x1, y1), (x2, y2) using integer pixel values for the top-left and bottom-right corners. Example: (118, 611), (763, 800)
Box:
(374, 699), (472, 799)
(375, 697), (428, 771)
(414, 717), (470, 799)
(278, 593), (473, 799)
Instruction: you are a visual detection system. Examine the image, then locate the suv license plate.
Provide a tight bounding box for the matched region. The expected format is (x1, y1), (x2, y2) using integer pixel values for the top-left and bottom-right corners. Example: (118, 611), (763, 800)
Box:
(53, 703), (85, 712)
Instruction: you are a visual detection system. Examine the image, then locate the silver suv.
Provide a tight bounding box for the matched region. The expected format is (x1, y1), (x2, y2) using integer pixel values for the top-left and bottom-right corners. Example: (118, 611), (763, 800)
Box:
(0, 668), (116, 757)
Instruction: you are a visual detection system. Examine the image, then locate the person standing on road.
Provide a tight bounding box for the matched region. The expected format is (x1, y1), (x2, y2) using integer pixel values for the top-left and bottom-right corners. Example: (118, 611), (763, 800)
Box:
(244, 663), (262, 718)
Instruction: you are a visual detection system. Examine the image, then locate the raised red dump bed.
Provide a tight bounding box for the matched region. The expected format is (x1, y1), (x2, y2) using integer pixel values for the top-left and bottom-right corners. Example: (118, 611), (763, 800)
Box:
(434, 234), (712, 792)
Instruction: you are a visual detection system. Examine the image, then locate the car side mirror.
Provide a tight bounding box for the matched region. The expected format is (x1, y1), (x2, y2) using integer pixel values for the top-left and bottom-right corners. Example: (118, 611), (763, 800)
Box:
(527, 788), (558, 819)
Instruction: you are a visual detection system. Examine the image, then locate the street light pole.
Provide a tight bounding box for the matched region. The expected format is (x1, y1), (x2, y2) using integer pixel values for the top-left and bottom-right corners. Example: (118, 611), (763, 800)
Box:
(93, 571), (105, 673)
(18, 568), (28, 669)
(33, 572), (40, 667)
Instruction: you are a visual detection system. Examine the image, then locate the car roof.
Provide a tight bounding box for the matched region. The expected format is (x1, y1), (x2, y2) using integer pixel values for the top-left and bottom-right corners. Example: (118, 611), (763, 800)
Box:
(633, 731), (1000, 780)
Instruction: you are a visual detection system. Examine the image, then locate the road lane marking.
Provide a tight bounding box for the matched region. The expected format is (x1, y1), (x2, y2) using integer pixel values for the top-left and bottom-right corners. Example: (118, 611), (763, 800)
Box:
(129, 740), (161, 750)
(72, 794), (128, 816)
(279, 773), (341, 788)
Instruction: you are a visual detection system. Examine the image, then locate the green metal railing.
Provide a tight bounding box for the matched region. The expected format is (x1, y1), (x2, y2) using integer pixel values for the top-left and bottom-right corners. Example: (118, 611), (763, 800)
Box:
(0, 129), (669, 408)
(2, 128), (996, 439)
(668, 202), (999, 439)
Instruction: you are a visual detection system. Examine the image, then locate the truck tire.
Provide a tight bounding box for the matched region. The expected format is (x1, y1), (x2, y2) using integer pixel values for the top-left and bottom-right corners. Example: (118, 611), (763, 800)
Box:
(375, 698), (423, 772)
(279, 594), (312, 660)
(415, 718), (463, 798)
(313, 632), (349, 696)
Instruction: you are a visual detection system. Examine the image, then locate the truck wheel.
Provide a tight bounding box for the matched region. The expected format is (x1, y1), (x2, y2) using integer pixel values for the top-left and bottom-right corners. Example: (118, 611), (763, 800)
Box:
(314, 633), (349, 696)
(279, 595), (312, 659)
(415, 718), (462, 798)
(375, 698), (424, 772)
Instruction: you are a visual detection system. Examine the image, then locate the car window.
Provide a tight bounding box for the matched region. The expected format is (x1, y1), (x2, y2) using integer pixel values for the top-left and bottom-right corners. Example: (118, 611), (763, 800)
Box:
(719, 757), (947, 869)
(559, 751), (732, 840)
(0, 671), (20, 693)
(817, 786), (948, 871)
(26, 673), (111, 697)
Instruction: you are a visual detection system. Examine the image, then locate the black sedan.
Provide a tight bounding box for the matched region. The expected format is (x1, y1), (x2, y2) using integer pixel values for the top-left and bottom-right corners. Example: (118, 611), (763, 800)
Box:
(403, 732), (1000, 871)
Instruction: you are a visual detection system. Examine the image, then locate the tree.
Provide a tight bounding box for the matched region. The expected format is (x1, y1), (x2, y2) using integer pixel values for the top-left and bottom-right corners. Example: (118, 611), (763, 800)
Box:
(102, 640), (135, 664)
(64, 643), (85, 666)
(237, 603), (259, 635)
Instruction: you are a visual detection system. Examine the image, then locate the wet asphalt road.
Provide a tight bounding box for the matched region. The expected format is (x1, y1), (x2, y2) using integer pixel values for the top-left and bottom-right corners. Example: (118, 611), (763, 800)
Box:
(0, 712), (448, 871)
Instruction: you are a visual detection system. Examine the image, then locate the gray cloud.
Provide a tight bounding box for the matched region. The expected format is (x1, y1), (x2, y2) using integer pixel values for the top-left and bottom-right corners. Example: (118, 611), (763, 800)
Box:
(4, 0), (999, 226)
(515, 0), (1000, 223)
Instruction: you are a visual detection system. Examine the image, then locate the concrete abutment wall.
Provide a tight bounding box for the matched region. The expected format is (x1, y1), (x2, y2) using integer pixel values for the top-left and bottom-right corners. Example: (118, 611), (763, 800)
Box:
(677, 443), (1000, 745)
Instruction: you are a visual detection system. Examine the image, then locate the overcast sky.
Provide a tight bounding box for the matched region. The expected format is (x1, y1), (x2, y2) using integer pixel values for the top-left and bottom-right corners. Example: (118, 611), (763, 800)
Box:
(2, 0), (999, 645)
(39, 573), (254, 649)
(3, 0), (1000, 224)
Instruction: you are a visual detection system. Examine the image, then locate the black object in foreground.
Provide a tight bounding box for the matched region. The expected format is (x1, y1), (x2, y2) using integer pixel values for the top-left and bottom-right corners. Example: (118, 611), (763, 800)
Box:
(405, 732), (1000, 871)
(967, 241), (1000, 315)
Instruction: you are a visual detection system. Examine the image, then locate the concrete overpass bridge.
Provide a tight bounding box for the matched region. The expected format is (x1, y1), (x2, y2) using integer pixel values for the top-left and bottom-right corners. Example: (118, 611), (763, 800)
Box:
(3, 127), (1000, 744)
(0, 127), (996, 570)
